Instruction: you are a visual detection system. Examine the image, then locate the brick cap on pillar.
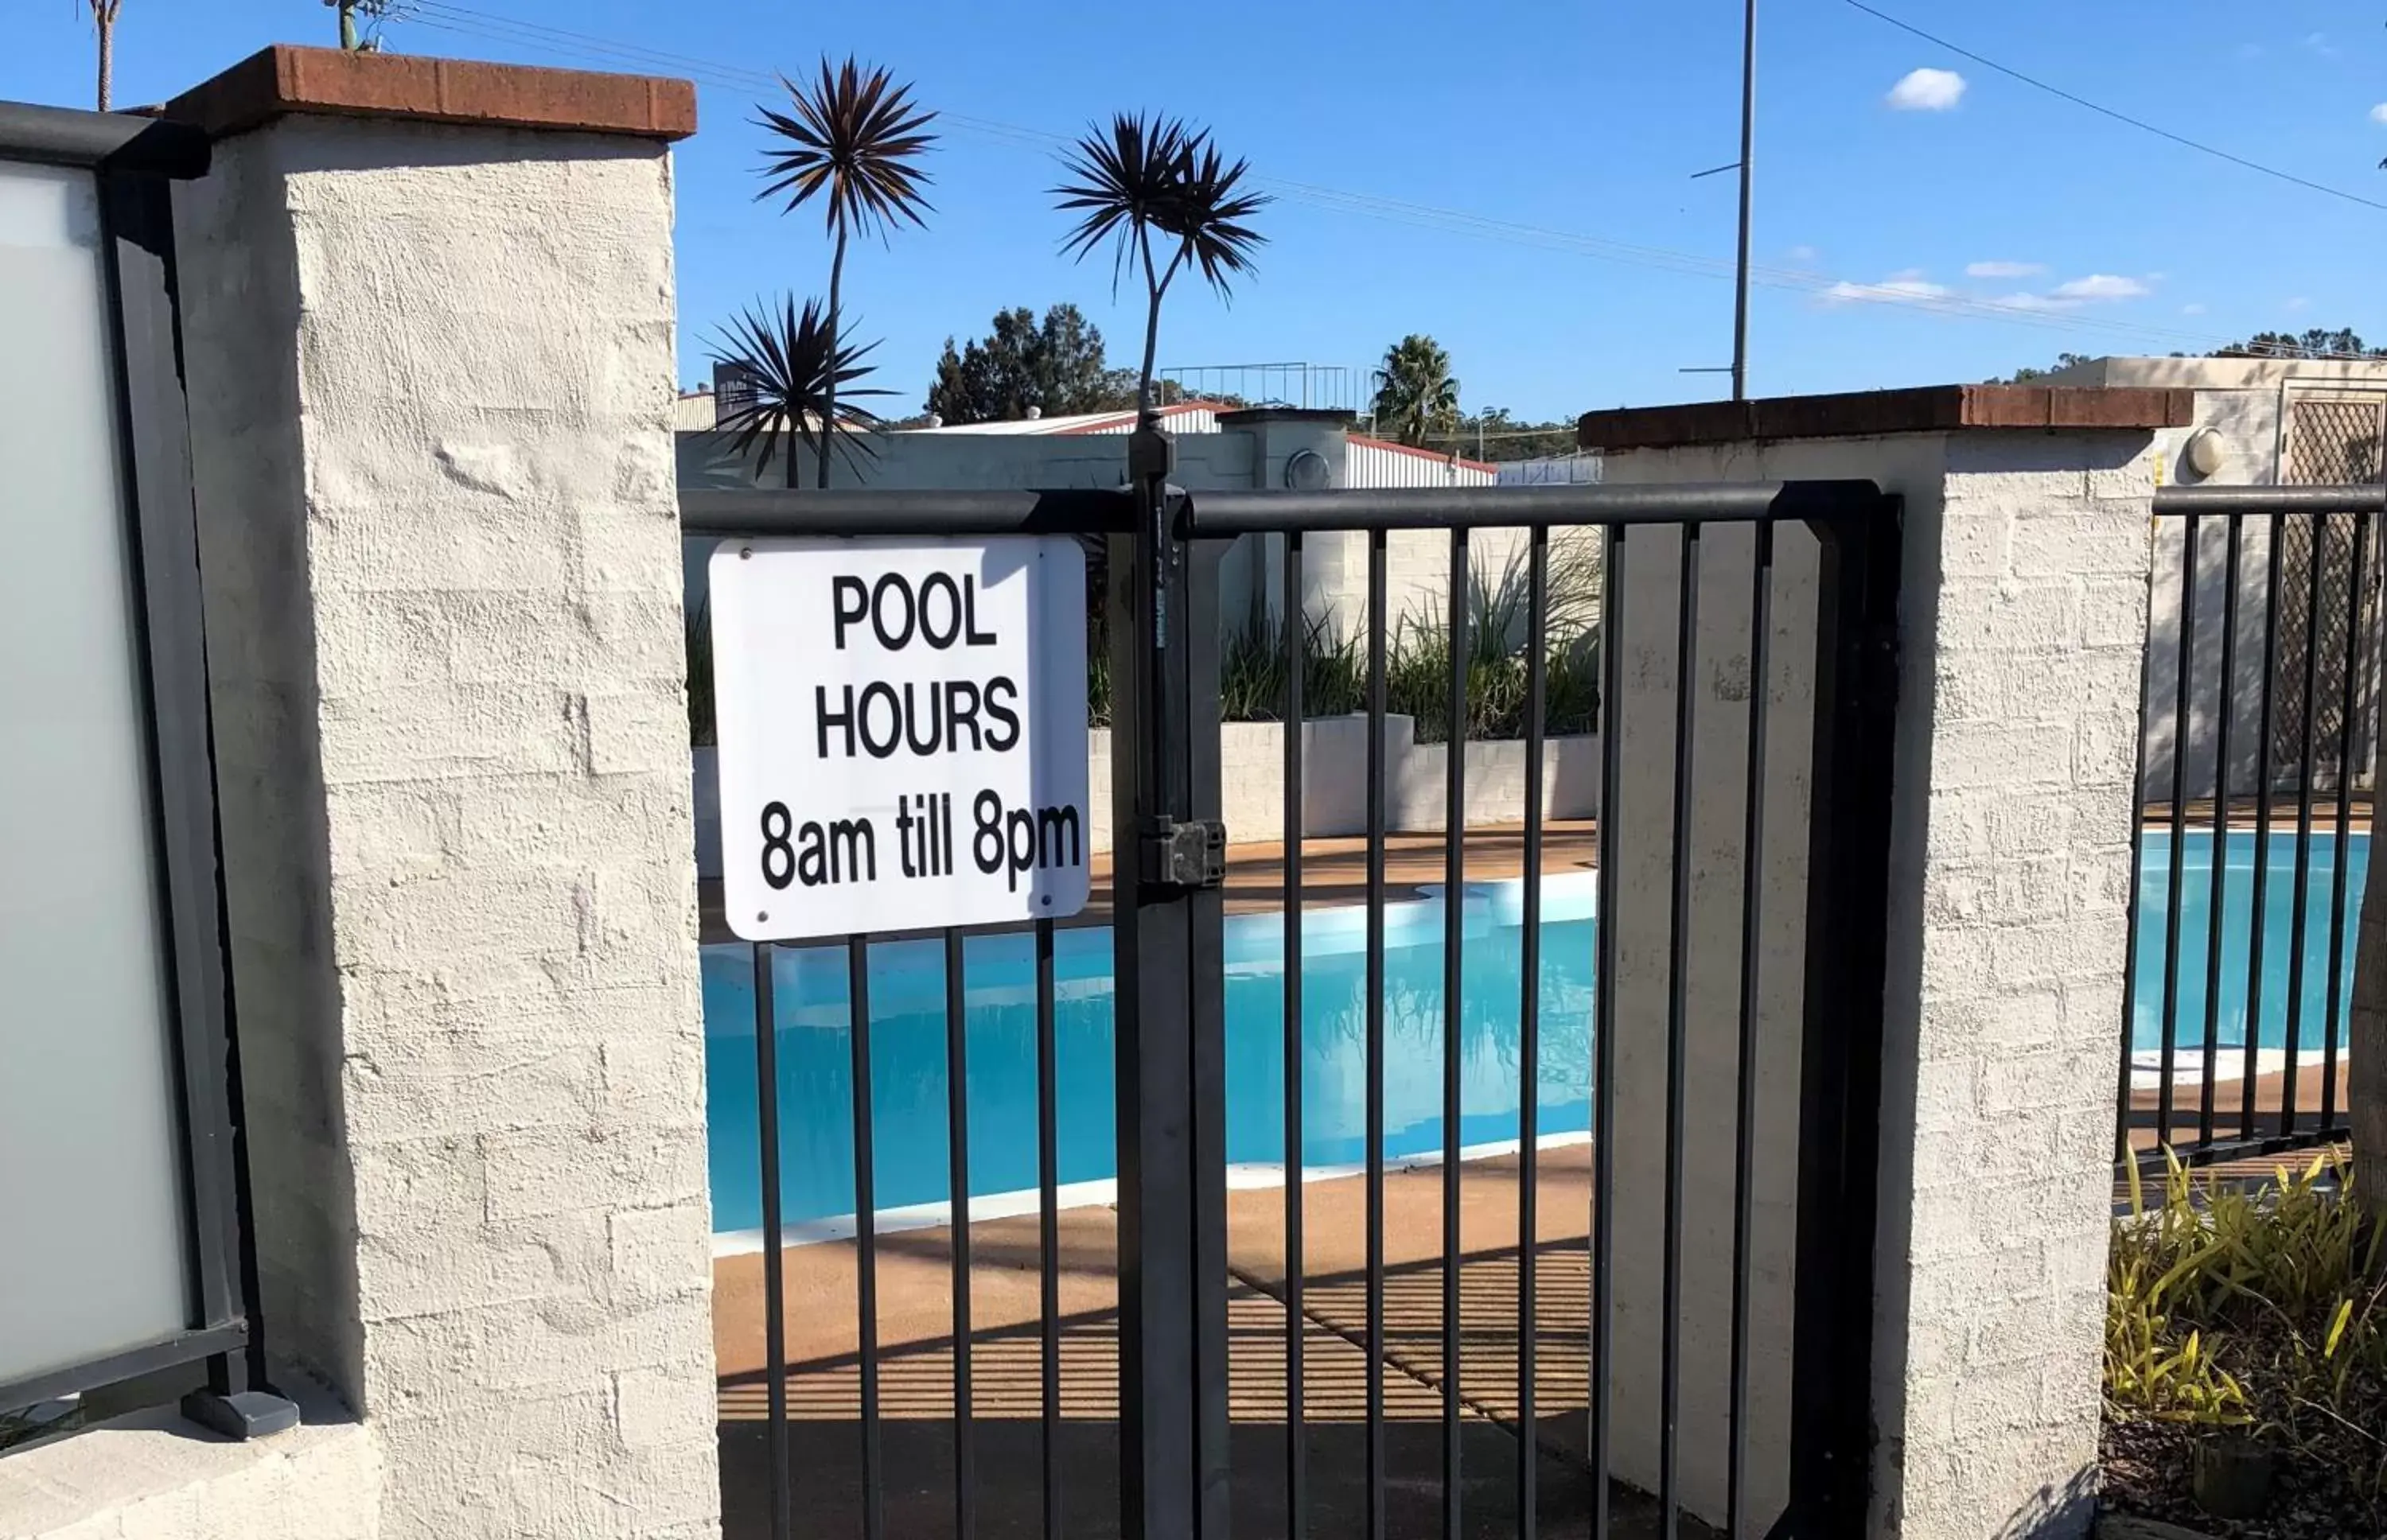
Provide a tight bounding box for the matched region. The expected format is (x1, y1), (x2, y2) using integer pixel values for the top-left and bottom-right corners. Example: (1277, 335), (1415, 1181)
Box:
(1577, 383), (2194, 452)
(161, 45), (695, 142)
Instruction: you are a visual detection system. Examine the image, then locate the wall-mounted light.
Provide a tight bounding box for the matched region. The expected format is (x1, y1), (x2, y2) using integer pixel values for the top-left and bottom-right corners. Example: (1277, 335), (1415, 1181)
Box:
(1284, 447), (1332, 492)
(2183, 427), (2227, 479)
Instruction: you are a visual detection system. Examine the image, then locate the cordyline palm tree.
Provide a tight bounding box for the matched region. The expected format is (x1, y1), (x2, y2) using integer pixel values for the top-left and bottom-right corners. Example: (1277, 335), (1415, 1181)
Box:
(1052, 113), (1269, 422)
(82, 0), (123, 110)
(1373, 334), (1461, 449)
(756, 59), (935, 488)
(709, 297), (890, 488)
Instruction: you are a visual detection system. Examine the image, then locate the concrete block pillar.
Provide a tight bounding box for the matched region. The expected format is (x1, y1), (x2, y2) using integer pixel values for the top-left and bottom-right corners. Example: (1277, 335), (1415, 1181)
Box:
(1585, 385), (2191, 1539)
(163, 48), (715, 1540)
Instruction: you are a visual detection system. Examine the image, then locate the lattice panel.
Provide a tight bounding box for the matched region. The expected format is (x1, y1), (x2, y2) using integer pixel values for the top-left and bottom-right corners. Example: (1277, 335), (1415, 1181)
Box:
(2275, 399), (2385, 791)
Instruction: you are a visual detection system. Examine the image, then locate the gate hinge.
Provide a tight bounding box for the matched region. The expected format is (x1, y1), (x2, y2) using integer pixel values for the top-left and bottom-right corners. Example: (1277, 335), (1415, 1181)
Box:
(1138, 816), (1227, 891)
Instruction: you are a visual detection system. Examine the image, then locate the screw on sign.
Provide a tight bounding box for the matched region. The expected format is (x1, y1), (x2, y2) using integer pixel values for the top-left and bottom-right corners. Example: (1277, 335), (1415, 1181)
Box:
(707, 538), (1092, 942)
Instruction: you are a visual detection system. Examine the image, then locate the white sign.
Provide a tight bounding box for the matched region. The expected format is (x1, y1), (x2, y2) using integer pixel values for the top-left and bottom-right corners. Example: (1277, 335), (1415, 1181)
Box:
(708, 536), (1091, 942)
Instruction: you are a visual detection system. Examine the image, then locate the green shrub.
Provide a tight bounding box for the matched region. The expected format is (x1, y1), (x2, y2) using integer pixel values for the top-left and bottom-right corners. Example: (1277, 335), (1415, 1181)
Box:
(2108, 1149), (2387, 1511)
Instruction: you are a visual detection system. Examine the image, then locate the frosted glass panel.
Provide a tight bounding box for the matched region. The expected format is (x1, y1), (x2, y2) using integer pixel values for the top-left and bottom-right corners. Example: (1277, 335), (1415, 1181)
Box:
(0, 162), (193, 1386)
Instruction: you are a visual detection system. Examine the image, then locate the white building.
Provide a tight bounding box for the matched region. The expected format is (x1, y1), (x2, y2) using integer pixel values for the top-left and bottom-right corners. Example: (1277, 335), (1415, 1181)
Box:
(678, 404), (1511, 644)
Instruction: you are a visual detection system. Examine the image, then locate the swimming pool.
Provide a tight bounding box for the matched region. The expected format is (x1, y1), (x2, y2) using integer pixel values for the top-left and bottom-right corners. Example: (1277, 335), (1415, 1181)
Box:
(703, 875), (1598, 1238)
(702, 828), (2369, 1237)
(2130, 828), (2369, 1061)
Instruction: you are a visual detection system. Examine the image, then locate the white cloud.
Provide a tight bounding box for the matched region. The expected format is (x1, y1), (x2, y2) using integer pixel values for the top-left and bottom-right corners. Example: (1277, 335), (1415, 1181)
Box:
(1786, 244), (1820, 263)
(2287, 296), (2311, 312)
(2050, 274), (2151, 301)
(1887, 68), (1967, 111)
(1994, 291), (2081, 313)
(2370, 103), (2387, 125)
(2303, 31), (2340, 57)
(2182, 302), (2209, 316)
(1966, 259), (2046, 278)
(1820, 271), (1953, 306)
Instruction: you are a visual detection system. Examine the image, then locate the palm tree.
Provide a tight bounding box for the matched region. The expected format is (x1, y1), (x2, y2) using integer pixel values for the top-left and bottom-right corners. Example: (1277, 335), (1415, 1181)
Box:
(83, 0), (123, 110)
(1052, 113), (1269, 422)
(1372, 335), (1461, 448)
(708, 297), (890, 488)
(756, 59), (936, 488)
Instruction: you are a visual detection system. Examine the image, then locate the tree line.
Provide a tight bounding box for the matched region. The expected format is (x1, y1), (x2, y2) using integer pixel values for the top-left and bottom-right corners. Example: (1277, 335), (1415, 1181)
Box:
(1999, 329), (2387, 382)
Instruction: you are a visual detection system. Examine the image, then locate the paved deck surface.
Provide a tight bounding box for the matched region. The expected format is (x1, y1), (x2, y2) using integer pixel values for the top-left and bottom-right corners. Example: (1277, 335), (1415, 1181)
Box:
(716, 1145), (1713, 1538)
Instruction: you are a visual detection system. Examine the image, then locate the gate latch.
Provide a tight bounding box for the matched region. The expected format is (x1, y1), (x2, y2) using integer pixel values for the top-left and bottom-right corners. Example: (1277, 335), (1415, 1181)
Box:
(1138, 816), (1227, 891)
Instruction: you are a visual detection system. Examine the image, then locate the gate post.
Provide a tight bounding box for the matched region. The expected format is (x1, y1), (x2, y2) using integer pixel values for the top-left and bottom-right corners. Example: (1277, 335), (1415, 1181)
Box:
(1586, 387), (2181, 1539)
(1111, 426), (1232, 1539)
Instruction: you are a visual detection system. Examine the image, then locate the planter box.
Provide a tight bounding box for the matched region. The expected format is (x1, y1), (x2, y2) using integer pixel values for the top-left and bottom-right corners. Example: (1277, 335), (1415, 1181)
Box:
(1088, 717), (1600, 851)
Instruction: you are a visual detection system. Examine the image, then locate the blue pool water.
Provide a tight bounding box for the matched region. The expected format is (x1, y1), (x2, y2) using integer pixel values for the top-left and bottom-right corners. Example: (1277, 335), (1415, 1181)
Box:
(703, 878), (1598, 1235)
(2131, 828), (2369, 1058)
(702, 830), (2369, 1235)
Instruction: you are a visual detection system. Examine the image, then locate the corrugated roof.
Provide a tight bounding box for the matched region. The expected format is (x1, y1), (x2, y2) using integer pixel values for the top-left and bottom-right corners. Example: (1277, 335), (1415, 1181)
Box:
(1345, 434), (1497, 472)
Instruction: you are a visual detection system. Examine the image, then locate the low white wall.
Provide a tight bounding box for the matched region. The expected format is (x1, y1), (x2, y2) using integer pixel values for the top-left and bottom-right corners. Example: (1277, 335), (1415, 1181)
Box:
(0, 1379), (379, 1540)
(1088, 718), (1600, 850)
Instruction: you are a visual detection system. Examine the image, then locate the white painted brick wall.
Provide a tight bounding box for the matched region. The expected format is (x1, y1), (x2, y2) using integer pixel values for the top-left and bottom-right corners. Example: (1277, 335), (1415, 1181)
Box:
(176, 118), (716, 1540)
(1873, 436), (2155, 1540)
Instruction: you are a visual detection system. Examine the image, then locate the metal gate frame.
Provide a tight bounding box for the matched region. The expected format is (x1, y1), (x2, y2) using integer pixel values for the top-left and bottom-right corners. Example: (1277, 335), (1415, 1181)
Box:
(2120, 483), (2387, 1176)
(682, 454), (1903, 1540)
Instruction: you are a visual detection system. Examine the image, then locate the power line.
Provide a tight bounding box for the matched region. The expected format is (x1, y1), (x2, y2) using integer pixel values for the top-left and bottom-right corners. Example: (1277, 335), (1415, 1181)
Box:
(1842, 0), (2387, 215)
(403, 2), (2358, 360)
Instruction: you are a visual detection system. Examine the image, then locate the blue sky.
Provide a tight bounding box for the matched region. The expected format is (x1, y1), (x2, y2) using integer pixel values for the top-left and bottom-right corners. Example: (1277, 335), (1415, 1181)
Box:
(9, 1), (2386, 424)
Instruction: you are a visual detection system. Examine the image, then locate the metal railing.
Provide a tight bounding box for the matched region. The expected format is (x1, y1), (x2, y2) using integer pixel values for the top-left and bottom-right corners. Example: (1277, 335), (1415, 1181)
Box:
(688, 468), (1903, 1538)
(0, 102), (287, 1445)
(2120, 484), (2386, 1175)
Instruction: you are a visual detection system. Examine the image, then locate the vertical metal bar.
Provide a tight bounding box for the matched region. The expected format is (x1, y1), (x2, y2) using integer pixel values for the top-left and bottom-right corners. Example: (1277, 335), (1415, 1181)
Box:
(2157, 516), (2198, 1148)
(2199, 516), (2243, 1143)
(2283, 515), (2327, 1138)
(2321, 510), (2370, 1133)
(103, 167), (280, 1422)
(1283, 532), (1307, 1538)
(1590, 525), (1626, 1540)
(944, 930), (975, 1540)
(849, 935), (883, 1540)
(1658, 525), (1702, 1540)
(753, 944), (791, 1540)
(1109, 465), (1227, 1540)
(1036, 918), (1061, 1540)
(1517, 526), (1548, 1540)
(1726, 520), (1774, 1538)
(1186, 540), (1232, 1538)
(1788, 499), (1900, 1532)
(1442, 528), (1470, 1540)
(2116, 527), (2158, 1165)
(2244, 519), (2286, 1136)
(1366, 526), (1390, 1540)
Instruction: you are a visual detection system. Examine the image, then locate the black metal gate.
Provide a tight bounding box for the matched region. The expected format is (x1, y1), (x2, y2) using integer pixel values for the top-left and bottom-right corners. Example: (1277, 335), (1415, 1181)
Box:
(2120, 484), (2383, 1175)
(682, 453), (1902, 1540)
